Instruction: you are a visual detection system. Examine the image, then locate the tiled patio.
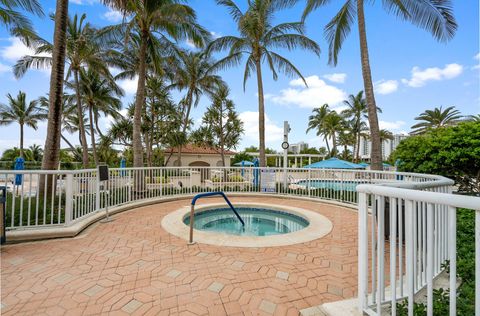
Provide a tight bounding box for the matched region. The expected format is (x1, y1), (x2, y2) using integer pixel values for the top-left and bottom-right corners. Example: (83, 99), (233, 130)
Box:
(1, 197), (359, 316)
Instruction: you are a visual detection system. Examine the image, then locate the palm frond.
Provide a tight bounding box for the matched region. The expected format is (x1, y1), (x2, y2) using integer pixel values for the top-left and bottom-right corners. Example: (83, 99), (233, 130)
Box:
(324, 0), (355, 66)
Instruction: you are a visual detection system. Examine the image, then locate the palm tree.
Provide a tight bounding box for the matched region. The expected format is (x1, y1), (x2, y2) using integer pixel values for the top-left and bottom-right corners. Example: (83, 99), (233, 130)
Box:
(306, 104), (331, 154)
(28, 144), (43, 162)
(322, 111), (344, 157)
(208, 0), (320, 167)
(411, 106), (463, 134)
(101, 0), (209, 169)
(0, 91), (47, 158)
(15, 13), (112, 168)
(341, 91), (382, 162)
(379, 129), (394, 142)
(170, 50), (224, 165)
(0, 0), (44, 38)
(303, 0), (457, 170)
(77, 68), (123, 164)
(468, 114), (480, 122)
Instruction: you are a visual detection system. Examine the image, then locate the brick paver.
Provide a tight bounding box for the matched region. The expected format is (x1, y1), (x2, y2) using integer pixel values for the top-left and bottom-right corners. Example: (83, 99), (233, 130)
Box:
(1, 197), (359, 315)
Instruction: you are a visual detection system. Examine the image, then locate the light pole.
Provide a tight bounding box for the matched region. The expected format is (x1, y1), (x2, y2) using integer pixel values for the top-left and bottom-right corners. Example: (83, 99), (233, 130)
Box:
(281, 121), (291, 188)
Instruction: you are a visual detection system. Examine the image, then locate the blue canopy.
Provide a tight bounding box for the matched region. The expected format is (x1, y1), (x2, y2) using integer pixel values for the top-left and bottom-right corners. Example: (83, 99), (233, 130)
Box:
(234, 160), (254, 166)
(303, 157), (365, 169)
(358, 162), (391, 167)
(14, 157), (25, 185)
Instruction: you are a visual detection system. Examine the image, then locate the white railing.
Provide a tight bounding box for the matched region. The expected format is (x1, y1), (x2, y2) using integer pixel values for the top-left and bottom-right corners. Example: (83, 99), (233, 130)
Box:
(2, 166), (478, 314)
(1, 166), (448, 231)
(357, 184), (480, 316)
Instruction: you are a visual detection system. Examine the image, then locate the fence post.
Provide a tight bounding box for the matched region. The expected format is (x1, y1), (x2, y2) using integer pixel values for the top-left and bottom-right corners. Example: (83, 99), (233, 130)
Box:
(64, 174), (73, 225)
(308, 168), (311, 198)
(358, 191), (368, 313)
(96, 171), (101, 212)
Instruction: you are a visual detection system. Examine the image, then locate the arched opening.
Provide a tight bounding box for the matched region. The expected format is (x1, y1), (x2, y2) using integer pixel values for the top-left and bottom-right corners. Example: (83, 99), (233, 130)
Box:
(189, 161), (210, 182)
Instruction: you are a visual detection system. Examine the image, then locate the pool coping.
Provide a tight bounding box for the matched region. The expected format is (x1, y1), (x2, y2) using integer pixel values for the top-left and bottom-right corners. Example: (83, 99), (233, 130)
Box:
(161, 202), (333, 248)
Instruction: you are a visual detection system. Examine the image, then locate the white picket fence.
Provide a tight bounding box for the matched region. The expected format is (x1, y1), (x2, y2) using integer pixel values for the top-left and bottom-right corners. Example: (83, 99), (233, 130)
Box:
(1, 166), (479, 315)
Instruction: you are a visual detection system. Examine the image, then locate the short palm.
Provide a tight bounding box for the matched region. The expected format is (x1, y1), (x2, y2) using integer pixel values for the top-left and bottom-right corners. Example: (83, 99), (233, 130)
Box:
(411, 106), (463, 134)
(0, 91), (47, 158)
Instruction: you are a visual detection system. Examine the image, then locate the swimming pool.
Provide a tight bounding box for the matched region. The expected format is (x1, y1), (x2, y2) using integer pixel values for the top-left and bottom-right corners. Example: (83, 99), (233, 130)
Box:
(294, 180), (358, 191)
(183, 207), (309, 236)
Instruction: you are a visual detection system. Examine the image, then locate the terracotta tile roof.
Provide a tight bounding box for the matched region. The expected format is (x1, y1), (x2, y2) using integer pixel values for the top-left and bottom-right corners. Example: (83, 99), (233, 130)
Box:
(165, 144), (236, 155)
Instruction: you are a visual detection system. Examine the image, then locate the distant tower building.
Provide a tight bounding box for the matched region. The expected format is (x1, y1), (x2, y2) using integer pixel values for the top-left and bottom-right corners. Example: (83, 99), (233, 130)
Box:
(359, 133), (408, 161)
(290, 141), (308, 154)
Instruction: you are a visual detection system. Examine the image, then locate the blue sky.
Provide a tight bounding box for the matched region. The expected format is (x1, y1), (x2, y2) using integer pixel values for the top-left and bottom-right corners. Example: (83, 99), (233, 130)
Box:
(0, 0), (479, 155)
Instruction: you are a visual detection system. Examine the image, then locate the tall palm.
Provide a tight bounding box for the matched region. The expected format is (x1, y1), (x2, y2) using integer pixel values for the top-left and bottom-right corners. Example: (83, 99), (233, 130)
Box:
(303, 0), (457, 170)
(0, 91), (47, 158)
(77, 68), (123, 164)
(15, 13), (111, 167)
(208, 0), (320, 167)
(101, 0), (209, 169)
(170, 50), (224, 165)
(306, 104), (331, 154)
(411, 106), (463, 134)
(0, 0), (44, 38)
(39, 0), (68, 186)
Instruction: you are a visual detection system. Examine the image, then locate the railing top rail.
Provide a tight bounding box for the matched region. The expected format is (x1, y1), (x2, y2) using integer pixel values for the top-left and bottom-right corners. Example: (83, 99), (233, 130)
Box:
(357, 184), (480, 210)
(0, 166), (453, 190)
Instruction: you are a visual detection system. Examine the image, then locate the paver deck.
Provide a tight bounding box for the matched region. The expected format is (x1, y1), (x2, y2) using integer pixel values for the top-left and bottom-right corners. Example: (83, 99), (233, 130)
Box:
(1, 197), (359, 315)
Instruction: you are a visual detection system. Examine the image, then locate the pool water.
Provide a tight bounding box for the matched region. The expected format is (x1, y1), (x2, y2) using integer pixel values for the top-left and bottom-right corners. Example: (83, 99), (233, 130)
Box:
(184, 207), (309, 236)
(295, 180), (358, 191)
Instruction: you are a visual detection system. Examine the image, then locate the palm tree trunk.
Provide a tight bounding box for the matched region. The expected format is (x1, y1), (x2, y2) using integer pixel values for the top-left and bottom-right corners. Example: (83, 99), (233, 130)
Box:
(94, 112), (104, 137)
(19, 123), (24, 158)
(40, 0), (69, 197)
(357, 0), (382, 170)
(88, 104), (98, 165)
(61, 134), (82, 161)
(133, 34), (147, 169)
(74, 69), (89, 167)
(355, 132), (361, 162)
(332, 133), (337, 157)
(255, 59), (266, 167)
(178, 89), (194, 166)
(324, 136), (330, 154)
(132, 32), (147, 194)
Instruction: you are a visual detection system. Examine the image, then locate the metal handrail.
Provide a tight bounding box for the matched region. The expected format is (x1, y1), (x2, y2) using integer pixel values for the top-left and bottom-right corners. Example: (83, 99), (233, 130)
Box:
(189, 191), (245, 244)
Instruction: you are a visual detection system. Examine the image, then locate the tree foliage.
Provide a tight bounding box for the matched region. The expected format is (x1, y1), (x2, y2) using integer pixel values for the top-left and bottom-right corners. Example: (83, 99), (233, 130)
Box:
(392, 121), (480, 193)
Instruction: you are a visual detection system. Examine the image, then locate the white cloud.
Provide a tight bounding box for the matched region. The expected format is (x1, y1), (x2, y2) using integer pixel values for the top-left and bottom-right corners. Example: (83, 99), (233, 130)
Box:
(103, 8), (123, 23)
(267, 75), (347, 109)
(379, 120), (405, 131)
(375, 80), (399, 95)
(210, 31), (221, 39)
(473, 53), (480, 70)
(118, 76), (138, 95)
(401, 63), (463, 87)
(0, 62), (10, 74)
(0, 37), (35, 61)
(239, 111), (283, 145)
(323, 73), (347, 84)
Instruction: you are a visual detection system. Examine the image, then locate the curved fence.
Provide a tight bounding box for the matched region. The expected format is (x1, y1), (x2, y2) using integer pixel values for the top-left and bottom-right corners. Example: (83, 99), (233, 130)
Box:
(1, 166), (478, 315)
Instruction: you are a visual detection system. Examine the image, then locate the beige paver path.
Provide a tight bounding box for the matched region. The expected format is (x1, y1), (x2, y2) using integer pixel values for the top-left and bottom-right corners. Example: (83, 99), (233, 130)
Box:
(1, 197), (359, 315)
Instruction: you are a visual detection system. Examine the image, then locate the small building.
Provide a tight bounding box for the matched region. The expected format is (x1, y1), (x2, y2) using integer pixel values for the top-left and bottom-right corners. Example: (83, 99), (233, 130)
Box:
(164, 144), (236, 167)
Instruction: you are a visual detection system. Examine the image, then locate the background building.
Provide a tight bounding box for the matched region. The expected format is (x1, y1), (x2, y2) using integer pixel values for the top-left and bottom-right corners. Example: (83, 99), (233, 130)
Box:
(359, 134), (408, 161)
(289, 142), (309, 154)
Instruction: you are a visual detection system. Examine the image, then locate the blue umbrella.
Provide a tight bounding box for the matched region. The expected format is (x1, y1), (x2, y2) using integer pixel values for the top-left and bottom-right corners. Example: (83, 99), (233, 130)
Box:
(14, 157), (24, 186)
(120, 158), (126, 176)
(233, 160), (254, 166)
(253, 158), (259, 187)
(303, 157), (365, 169)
